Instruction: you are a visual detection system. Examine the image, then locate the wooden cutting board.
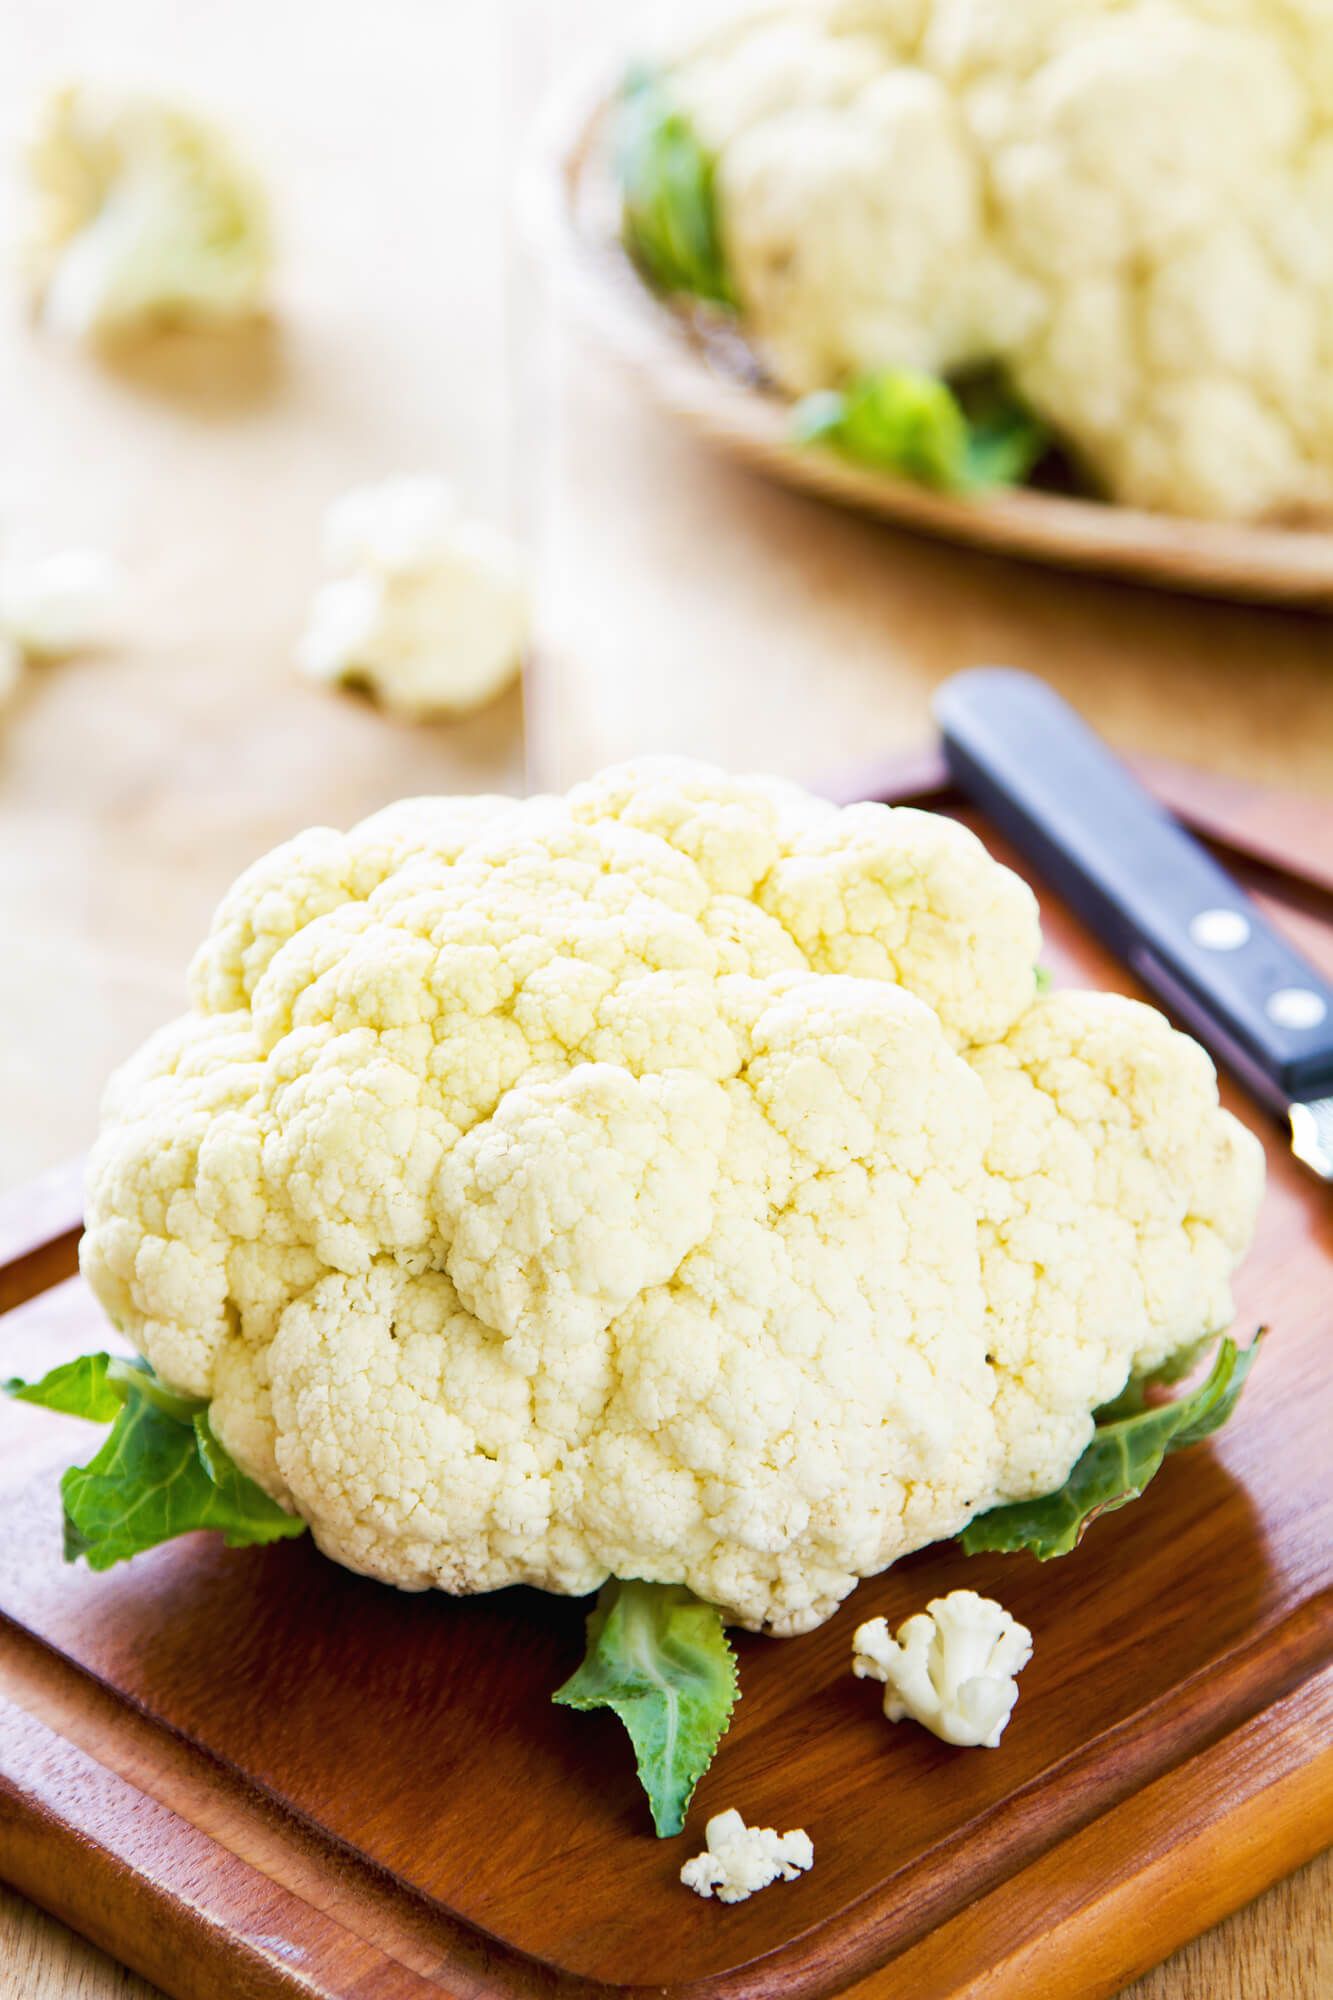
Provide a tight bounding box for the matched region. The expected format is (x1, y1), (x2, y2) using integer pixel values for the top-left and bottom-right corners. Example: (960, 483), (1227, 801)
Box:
(1, 762), (1330, 2000)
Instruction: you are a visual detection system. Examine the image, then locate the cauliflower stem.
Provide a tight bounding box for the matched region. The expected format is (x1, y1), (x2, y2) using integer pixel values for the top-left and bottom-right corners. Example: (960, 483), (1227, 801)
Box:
(960, 1334), (1263, 1561)
(554, 1577), (738, 1835)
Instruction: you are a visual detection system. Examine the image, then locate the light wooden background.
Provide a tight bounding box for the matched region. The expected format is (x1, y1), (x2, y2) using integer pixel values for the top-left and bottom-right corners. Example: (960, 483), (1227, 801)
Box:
(1, 2), (1330, 1995)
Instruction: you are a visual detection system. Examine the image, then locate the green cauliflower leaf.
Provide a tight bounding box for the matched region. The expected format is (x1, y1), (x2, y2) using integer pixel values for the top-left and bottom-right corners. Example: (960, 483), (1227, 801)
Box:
(553, 1577), (738, 1836)
(7, 1351), (304, 1570)
(792, 366), (1048, 493)
(961, 1335), (1263, 1561)
(616, 67), (733, 307)
(5, 1350), (122, 1422)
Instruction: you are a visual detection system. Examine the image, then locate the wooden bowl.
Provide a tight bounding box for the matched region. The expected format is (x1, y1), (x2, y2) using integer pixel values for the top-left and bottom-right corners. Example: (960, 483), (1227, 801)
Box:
(526, 71), (1333, 611)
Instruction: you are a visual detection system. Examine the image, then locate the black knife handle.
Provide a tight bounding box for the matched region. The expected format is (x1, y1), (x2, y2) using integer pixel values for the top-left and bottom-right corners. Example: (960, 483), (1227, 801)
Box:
(934, 667), (1333, 1110)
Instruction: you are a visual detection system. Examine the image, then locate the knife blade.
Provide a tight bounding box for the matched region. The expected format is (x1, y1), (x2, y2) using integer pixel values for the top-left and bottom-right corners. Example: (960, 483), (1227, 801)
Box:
(933, 666), (1333, 1182)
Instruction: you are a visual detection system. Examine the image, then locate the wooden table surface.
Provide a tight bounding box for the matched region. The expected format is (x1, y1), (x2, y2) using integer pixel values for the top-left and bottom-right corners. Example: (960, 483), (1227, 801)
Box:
(0, 2), (1329, 1994)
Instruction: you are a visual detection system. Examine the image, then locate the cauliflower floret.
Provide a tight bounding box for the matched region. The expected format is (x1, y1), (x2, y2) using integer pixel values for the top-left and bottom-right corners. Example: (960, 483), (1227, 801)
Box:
(0, 546), (121, 659)
(79, 758), (1262, 1635)
(296, 475), (529, 720)
(680, 1808), (814, 1902)
(853, 1588), (1032, 1746)
(0, 541), (121, 706)
(674, 0), (1333, 520)
(25, 86), (270, 342)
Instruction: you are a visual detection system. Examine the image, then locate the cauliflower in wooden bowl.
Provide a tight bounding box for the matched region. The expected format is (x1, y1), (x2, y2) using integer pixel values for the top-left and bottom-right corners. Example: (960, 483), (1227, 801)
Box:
(551, 0), (1333, 600)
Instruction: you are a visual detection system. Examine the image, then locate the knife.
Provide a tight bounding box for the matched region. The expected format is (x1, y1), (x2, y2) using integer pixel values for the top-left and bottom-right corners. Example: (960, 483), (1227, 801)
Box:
(933, 666), (1333, 1182)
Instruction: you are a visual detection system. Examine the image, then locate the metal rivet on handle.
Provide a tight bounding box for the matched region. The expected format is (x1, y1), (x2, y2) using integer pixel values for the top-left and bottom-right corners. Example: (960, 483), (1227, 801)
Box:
(1189, 909), (1251, 952)
(1266, 987), (1328, 1031)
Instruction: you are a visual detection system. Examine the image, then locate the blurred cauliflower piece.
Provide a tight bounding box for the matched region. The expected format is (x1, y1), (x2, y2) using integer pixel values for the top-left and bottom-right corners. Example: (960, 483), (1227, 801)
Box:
(0, 542), (121, 704)
(296, 476), (529, 720)
(667, 0), (1333, 521)
(681, 1808), (814, 1902)
(78, 757), (1263, 1637)
(25, 85), (270, 342)
(0, 546), (122, 658)
(853, 1589), (1032, 1747)
(0, 636), (24, 707)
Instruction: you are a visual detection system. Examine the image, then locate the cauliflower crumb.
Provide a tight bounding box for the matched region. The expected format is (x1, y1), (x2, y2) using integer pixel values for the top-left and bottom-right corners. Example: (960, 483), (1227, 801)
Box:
(853, 1588), (1032, 1747)
(680, 1808), (814, 1902)
(25, 86), (270, 343)
(296, 475), (529, 720)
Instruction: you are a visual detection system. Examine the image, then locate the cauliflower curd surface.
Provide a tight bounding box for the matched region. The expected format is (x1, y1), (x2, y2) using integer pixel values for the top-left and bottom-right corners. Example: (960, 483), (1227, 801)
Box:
(675, 0), (1333, 522)
(81, 760), (1262, 1633)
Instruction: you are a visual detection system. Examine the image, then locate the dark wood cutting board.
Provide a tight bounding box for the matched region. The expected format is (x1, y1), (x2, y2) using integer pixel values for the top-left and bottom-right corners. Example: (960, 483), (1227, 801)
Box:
(1, 761), (1330, 2000)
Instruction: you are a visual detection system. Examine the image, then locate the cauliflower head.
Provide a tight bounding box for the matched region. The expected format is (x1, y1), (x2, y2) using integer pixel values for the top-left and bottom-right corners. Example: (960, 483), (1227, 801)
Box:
(25, 86), (270, 342)
(672, 0), (1333, 521)
(297, 476), (529, 719)
(80, 759), (1263, 1634)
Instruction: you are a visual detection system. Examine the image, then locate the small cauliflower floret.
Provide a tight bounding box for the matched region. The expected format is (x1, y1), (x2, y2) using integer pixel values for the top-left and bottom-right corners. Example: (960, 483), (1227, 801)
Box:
(25, 86), (270, 342)
(680, 1808), (814, 1903)
(853, 1589), (1032, 1747)
(79, 757), (1262, 1634)
(672, 0), (1333, 520)
(0, 546), (121, 659)
(0, 541), (121, 708)
(296, 475), (529, 720)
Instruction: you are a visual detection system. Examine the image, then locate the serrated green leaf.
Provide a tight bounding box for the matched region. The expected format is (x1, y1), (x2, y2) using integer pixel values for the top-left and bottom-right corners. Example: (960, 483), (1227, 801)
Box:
(59, 1388), (304, 1572)
(12, 1345), (305, 1571)
(961, 1335), (1262, 1561)
(553, 1578), (738, 1837)
(5, 1351), (121, 1422)
(616, 67), (733, 307)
